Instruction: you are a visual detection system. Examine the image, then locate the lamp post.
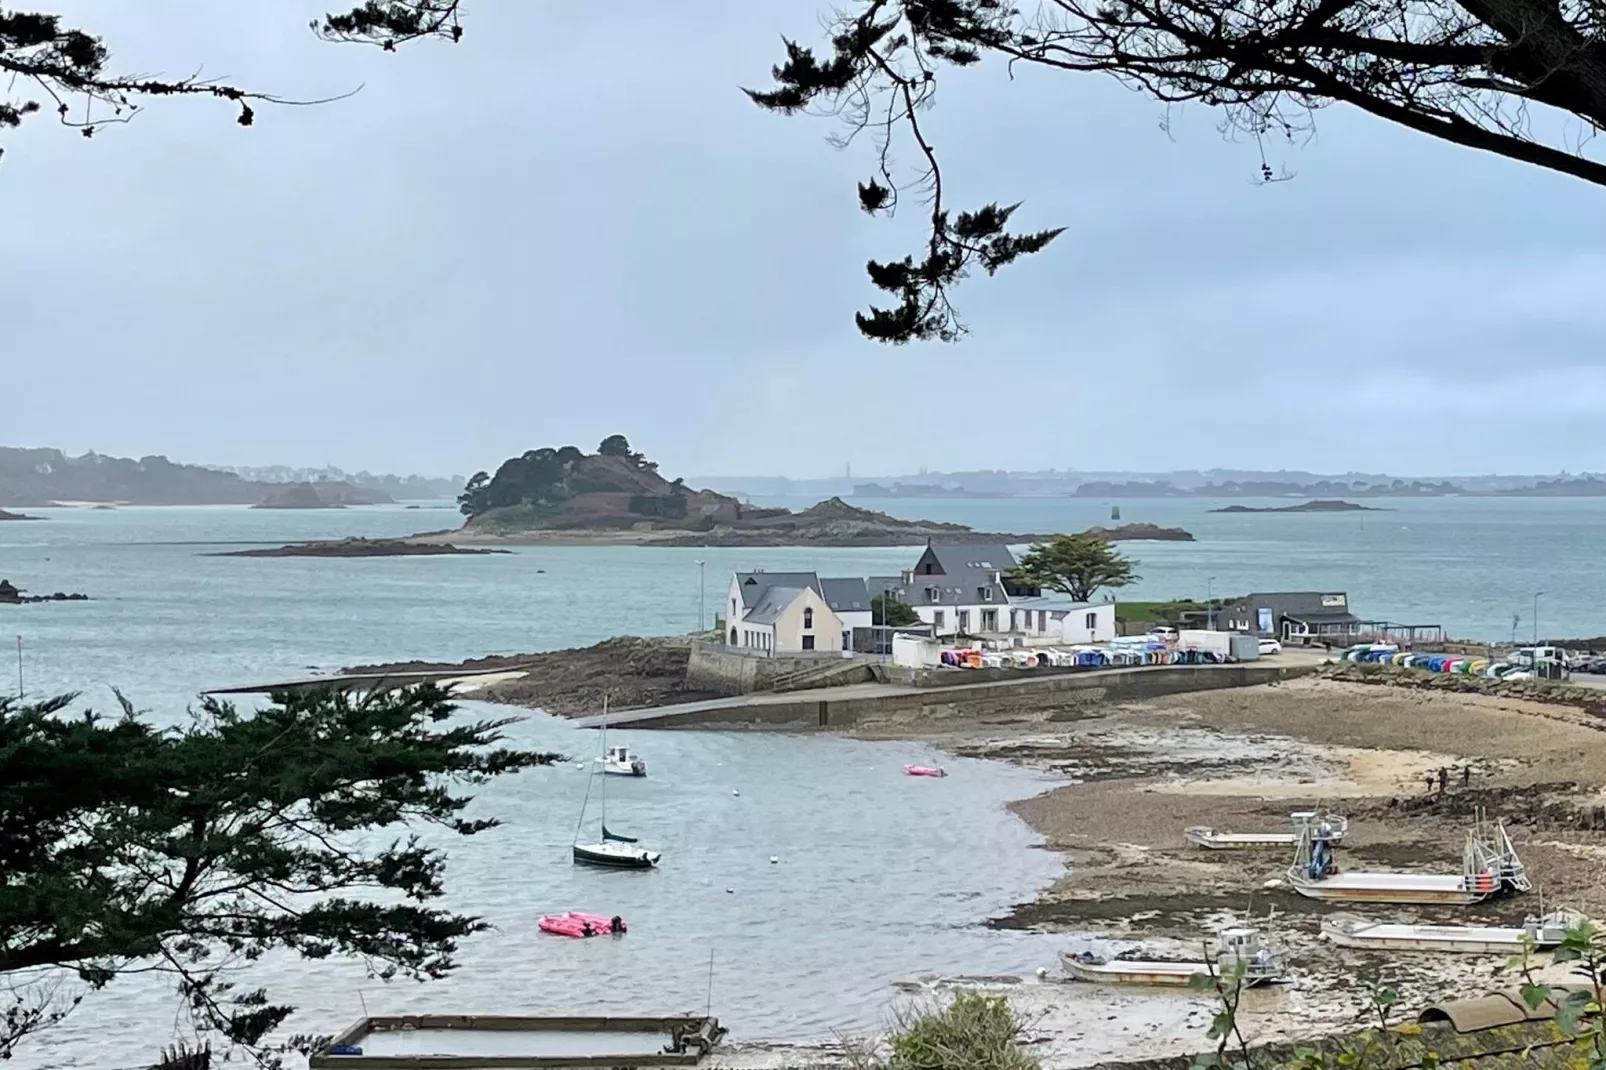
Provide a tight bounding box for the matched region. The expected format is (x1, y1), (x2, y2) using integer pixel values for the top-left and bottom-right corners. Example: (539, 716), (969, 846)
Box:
(1533, 591), (1543, 644)
(1206, 576), (1216, 631)
(696, 560), (706, 633)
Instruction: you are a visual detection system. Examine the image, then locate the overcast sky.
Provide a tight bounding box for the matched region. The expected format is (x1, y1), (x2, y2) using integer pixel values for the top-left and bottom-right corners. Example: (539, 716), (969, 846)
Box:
(4, 2), (1605, 479)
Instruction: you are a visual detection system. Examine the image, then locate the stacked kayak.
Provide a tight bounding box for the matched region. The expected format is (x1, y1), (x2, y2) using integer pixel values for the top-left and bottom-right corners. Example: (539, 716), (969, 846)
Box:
(538, 912), (625, 937)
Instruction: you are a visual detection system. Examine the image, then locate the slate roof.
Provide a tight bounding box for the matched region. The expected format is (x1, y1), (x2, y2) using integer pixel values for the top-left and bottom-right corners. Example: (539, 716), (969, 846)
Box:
(743, 586), (808, 626)
(1088, 989), (1590, 1069)
(819, 577), (870, 615)
(1009, 594), (1095, 613)
(733, 571), (820, 610)
(906, 542), (1018, 607)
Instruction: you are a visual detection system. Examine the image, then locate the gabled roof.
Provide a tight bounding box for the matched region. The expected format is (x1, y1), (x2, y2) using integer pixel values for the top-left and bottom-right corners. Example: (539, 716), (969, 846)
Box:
(906, 543), (1017, 607)
(819, 577), (870, 614)
(732, 571), (820, 608)
(922, 542), (1018, 574)
(744, 586), (808, 626)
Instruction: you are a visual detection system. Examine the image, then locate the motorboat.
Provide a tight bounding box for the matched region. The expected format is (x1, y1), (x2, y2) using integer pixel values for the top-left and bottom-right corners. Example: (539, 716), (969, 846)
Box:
(1060, 927), (1285, 987)
(1186, 811), (1349, 850)
(1285, 810), (1528, 905)
(597, 744), (647, 777)
(1320, 910), (1581, 953)
(572, 699), (661, 870)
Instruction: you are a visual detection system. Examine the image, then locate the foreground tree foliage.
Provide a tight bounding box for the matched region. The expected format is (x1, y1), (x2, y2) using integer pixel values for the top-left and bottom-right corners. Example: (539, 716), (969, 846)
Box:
(13, 0), (1606, 343)
(1011, 533), (1139, 602)
(0, 685), (555, 1058)
(750, 0), (1606, 342)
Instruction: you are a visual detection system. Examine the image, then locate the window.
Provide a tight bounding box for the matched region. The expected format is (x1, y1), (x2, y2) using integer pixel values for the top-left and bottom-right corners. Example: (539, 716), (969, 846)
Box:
(981, 587), (993, 601)
(731, 598), (737, 616)
(842, 631), (851, 650)
(934, 610), (945, 629)
(1085, 612), (1097, 629)
(958, 610), (970, 633)
(802, 634), (815, 650)
(925, 586), (939, 603)
(981, 609), (997, 631)
(1009, 611), (1018, 631)
(803, 607), (814, 628)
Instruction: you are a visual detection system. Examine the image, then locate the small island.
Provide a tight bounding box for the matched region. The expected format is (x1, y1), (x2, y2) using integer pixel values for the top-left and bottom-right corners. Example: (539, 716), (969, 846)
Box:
(0, 579), (88, 604)
(251, 481), (394, 510)
(0, 509), (43, 521)
(1211, 499), (1383, 514)
(419, 436), (1056, 548)
(1079, 522), (1195, 541)
(208, 538), (513, 558)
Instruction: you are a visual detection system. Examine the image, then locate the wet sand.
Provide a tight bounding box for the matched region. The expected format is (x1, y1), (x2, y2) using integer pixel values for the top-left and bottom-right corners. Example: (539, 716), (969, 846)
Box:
(826, 677), (1606, 1067)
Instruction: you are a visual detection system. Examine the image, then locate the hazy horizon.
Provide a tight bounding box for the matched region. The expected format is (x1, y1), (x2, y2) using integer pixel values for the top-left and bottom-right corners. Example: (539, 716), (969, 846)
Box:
(7, 3), (1606, 478)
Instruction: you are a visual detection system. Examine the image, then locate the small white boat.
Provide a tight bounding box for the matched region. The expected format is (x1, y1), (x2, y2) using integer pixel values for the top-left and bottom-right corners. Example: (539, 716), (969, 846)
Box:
(1321, 910), (1581, 954)
(596, 744), (647, 777)
(1186, 811), (1348, 850)
(1059, 927), (1285, 988)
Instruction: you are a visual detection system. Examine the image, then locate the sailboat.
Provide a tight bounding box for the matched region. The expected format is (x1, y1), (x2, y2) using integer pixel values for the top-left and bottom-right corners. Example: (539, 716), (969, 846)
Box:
(572, 699), (661, 870)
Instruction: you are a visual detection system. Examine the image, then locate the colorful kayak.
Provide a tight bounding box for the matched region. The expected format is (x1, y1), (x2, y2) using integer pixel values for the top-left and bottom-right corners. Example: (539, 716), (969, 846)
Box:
(905, 765), (947, 778)
(537, 912), (625, 938)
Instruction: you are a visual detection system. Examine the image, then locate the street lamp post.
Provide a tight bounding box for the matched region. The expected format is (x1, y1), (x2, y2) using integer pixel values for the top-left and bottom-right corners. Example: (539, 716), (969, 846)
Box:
(1206, 576), (1216, 630)
(696, 560), (706, 633)
(1533, 591), (1544, 644)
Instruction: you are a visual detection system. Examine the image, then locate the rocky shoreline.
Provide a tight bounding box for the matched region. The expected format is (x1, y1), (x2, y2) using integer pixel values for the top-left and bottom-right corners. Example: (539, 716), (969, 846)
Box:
(210, 537), (512, 558)
(0, 509), (43, 521)
(342, 634), (718, 715)
(0, 579), (88, 604)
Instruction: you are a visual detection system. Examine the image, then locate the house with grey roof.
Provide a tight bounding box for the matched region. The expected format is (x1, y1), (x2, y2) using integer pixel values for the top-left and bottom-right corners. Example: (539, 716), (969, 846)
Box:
(724, 570), (849, 654)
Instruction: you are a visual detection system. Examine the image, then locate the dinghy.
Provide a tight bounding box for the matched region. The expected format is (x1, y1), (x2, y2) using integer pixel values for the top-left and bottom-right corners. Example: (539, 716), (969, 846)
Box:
(905, 765), (947, 778)
(1060, 928), (1285, 988)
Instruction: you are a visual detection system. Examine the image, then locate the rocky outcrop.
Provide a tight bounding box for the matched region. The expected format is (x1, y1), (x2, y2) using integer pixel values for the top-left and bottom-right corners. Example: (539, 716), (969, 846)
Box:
(1212, 500), (1380, 513)
(0, 509), (42, 521)
(252, 481), (393, 509)
(210, 538), (511, 558)
(0, 579), (88, 604)
(1079, 523), (1195, 541)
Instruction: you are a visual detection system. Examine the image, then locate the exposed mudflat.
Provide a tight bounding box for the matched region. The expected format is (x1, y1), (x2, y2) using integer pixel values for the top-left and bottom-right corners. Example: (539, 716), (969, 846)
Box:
(838, 676), (1606, 1065)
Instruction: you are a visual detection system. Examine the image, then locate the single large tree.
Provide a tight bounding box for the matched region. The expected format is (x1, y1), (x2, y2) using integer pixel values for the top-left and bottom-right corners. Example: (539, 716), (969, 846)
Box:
(1011, 533), (1140, 602)
(0, 685), (555, 1059)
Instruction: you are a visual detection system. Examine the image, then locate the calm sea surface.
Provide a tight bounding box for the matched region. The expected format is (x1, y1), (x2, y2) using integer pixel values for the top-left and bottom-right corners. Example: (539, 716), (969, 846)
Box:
(0, 496), (1599, 1064)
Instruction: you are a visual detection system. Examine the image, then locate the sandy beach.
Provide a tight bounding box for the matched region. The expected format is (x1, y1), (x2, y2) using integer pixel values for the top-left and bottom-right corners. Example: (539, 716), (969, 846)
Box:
(814, 675), (1606, 1067)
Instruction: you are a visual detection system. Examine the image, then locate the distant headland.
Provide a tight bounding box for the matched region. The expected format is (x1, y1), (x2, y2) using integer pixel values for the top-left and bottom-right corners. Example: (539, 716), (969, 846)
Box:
(211, 538), (511, 558)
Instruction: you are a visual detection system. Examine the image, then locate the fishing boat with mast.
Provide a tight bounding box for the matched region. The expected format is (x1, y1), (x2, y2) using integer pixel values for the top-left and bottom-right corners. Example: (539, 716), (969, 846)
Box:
(1283, 809), (1527, 905)
(572, 700), (661, 870)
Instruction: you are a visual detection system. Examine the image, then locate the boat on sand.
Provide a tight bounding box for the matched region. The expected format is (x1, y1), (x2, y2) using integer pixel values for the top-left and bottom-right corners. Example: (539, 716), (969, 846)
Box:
(1059, 928), (1285, 987)
(1186, 811), (1348, 850)
(1320, 910), (1581, 953)
(1283, 810), (1527, 905)
(538, 912), (626, 938)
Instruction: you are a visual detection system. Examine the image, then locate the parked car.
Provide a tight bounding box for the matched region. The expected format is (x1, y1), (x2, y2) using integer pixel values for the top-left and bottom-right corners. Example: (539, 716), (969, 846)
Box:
(1148, 626), (1179, 641)
(1258, 638), (1283, 655)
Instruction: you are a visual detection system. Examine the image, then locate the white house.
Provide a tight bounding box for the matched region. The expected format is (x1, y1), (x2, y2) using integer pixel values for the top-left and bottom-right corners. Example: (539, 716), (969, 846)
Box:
(870, 542), (1118, 645)
(725, 570), (853, 654)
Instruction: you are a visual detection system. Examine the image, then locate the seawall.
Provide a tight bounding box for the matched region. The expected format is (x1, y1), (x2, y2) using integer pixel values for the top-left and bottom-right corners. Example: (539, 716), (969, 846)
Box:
(587, 661), (1320, 729)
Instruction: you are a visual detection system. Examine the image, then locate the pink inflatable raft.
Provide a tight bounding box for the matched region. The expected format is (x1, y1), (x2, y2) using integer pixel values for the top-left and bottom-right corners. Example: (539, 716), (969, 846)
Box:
(538, 912), (626, 938)
(905, 765), (947, 778)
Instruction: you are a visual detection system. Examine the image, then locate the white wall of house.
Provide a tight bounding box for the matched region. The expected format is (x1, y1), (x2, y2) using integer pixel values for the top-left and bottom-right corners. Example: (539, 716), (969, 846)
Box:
(1044, 603), (1115, 645)
(771, 587), (845, 653)
(892, 634), (942, 668)
(733, 620), (775, 652)
(911, 602), (1003, 638)
(836, 608), (873, 652)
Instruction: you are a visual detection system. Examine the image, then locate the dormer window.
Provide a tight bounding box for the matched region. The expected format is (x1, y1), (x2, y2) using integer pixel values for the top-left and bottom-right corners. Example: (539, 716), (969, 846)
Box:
(981, 588), (993, 601)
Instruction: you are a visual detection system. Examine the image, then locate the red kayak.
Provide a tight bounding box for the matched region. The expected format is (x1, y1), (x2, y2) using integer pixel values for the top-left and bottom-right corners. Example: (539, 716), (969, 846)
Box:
(905, 765), (947, 778)
(538, 912), (625, 937)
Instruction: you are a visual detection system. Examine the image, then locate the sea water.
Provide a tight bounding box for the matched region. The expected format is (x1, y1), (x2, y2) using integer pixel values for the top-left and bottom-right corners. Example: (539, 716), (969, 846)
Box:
(0, 498), (1598, 1065)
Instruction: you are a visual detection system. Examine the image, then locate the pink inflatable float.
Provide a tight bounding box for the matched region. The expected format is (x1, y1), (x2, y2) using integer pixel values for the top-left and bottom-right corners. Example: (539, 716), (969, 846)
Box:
(905, 765), (947, 778)
(538, 912), (626, 937)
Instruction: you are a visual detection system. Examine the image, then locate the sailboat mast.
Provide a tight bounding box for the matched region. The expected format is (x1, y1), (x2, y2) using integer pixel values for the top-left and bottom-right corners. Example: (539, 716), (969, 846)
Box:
(599, 694), (608, 830)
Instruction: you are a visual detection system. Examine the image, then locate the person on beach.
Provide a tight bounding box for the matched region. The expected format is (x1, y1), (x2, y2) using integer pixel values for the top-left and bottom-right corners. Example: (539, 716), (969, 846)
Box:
(1463, 764), (1472, 786)
(1438, 767), (1449, 793)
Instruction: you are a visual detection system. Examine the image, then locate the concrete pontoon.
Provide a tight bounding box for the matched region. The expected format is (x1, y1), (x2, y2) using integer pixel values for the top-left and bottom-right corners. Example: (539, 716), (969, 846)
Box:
(308, 1014), (727, 1069)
